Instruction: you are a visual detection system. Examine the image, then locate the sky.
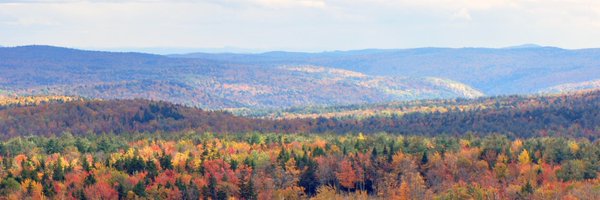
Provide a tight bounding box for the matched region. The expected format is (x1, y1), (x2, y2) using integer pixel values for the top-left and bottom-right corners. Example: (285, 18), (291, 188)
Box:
(1, 0), (600, 53)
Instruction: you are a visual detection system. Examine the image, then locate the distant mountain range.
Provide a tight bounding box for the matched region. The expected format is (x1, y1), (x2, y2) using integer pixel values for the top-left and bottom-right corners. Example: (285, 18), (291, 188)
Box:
(98, 46), (263, 54)
(0, 45), (482, 109)
(2, 45), (599, 109)
(172, 46), (600, 95)
(503, 44), (544, 49)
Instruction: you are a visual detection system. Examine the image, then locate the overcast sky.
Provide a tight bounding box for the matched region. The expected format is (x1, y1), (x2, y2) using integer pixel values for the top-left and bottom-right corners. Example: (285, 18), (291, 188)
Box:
(1, 0), (600, 52)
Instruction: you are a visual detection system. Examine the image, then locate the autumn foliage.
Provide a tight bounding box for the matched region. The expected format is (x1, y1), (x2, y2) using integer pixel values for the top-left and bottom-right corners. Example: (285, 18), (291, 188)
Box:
(0, 132), (597, 199)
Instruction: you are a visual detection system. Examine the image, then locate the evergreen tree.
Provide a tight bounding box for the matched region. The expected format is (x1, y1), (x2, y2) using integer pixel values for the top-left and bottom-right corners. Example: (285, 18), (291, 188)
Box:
(116, 183), (126, 200)
(84, 173), (96, 186)
(205, 175), (218, 200)
(159, 153), (173, 170)
(240, 175), (257, 200)
(81, 156), (92, 172)
(41, 173), (55, 197)
(277, 146), (290, 168)
(52, 159), (65, 181)
(421, 150), (429, 165)
(299, 160), (319, 196)
(133, 181), (147, 197)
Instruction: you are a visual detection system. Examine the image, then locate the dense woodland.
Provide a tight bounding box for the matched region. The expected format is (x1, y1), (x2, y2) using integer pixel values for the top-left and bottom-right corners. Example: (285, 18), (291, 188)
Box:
(0, 91), (599, 199)
(0, 132), (597, 199)
(1, 91), (599, 139)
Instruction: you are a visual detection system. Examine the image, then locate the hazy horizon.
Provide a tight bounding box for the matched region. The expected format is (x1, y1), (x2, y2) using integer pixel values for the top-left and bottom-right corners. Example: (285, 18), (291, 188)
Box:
(0, 43), (583, 55)
(2, 0), (600, 53)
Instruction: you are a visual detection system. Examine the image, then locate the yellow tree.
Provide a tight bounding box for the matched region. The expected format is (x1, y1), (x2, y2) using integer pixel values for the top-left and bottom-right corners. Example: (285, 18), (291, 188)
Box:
(311, 185), (342, 200)
(397, 181), (410, 200)
(285, 157), (300, 178)
(568, 141), (580, 154)
(518, 149), (538, 186)
(518, 149), (531, 165)
(511, 139), (523, 156)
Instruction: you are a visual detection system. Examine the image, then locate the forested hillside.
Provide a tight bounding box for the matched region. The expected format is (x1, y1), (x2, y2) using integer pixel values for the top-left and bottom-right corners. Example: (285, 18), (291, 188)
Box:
(0, 95), (81, 108)
(1, 52), (599, 199)
(0, 46), (481, 109)
(541, 79), (600, 94)
(1, 90), (599, 139)
(174, 46), (600, 95)
(0, 99), (274, 138)
(246, 90), (600, 120)
(257, 90), (600, 138)
(5, 45), (600, 110)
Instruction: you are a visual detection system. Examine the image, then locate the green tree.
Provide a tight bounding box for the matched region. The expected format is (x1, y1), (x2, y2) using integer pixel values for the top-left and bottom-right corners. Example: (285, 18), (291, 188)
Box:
(52, 159), (65, 181)
(299, 160), (320, 196)
(133, 181), (147, 197)
(240, 175), (257, 200)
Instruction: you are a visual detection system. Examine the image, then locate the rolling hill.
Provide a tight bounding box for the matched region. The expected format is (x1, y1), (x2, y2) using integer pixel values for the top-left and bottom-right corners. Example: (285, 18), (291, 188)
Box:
(4, 45), (600, 110)
(173, 46), (600, 95)
(1, 90), (599, 139)
(0, 45), (482, 109)
(541, 79), (600, 94)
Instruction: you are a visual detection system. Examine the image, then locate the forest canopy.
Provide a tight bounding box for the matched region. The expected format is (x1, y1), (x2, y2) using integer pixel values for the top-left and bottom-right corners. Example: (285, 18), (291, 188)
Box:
(0, 91), (599, 199)
(0, 132), (598, 199)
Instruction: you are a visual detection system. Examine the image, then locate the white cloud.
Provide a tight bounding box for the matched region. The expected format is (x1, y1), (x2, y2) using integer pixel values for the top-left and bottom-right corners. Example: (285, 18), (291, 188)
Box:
(452, 8), (472, 21)
(252, 0), (327, 9)
(2, 17), (59, 26)
(0, 0), (600, 50)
